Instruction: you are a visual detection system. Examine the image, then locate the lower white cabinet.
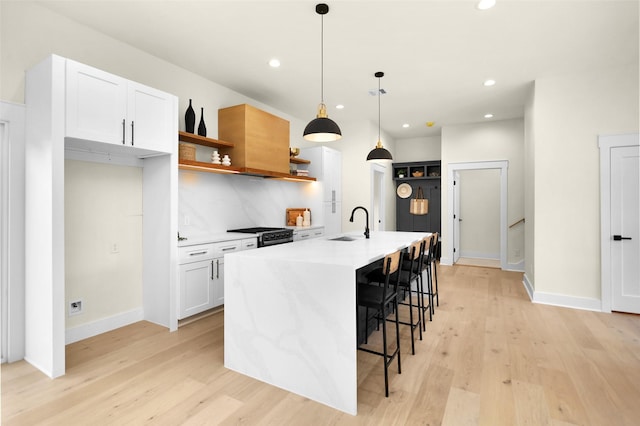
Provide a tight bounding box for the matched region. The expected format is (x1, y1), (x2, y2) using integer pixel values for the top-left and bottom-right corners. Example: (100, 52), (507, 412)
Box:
(293, 227), (325, 242)
(179, 258), (215, 320)
(178, 238), (256, 319)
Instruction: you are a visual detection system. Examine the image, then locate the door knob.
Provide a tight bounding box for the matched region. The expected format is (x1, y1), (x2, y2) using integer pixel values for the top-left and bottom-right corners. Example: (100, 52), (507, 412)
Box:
(613, 235), (632, 241)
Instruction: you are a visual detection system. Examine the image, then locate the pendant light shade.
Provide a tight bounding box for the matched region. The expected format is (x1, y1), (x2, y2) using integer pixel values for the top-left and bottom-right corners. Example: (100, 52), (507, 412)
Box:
(367, 71), (393, 162)
(304, 3), (342, 142)
(367, 141), (394, 161)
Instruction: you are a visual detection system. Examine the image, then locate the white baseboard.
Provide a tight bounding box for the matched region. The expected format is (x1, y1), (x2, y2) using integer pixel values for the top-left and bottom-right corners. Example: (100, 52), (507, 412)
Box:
(532, 291), (601, 312)
(440, 256), (453, 266)
(506, 259), (525, 272)
(65, 308), (144, 345)
(522, 274), (534, 300)
(522, 274), (600, 311)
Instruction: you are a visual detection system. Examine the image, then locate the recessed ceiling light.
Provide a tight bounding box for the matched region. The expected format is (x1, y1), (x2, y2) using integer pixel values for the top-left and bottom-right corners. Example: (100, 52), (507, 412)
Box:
(336, 104), (344, 110)
(269, 58), (281, 68)
(402, 123), (410, 128)
(484, 113), (494, 119)
(477, 0), (496, 10)
(484, 79), (496, 86)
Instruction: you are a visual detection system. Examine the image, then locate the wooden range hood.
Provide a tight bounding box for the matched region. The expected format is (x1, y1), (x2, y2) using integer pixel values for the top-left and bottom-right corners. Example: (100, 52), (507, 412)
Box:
(217, 104), (290, 177)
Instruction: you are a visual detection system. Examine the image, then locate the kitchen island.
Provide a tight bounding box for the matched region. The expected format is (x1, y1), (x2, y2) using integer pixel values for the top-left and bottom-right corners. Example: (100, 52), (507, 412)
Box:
(224, 231), (429, 415)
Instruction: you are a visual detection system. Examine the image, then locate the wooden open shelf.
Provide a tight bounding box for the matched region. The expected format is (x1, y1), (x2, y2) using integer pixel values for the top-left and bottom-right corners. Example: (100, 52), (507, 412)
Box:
(289, 157), (310, 165)
(178, 131), (234, 149)
(178, 159), (316, 181)
(178, 159), (242, 174)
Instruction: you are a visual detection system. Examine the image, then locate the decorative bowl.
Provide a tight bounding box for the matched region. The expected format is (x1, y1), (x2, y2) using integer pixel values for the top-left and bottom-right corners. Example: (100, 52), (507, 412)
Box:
(290, 147), (300, 157)
(412, 170), (424, 177)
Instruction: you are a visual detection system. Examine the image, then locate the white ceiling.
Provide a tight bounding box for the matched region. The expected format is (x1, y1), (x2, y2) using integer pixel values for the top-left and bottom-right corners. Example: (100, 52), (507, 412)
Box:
(39, 0), (639, 139)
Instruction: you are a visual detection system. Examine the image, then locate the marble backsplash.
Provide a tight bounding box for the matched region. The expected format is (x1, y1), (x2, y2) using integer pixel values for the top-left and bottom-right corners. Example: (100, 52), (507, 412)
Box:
(178, 170), (323, 239)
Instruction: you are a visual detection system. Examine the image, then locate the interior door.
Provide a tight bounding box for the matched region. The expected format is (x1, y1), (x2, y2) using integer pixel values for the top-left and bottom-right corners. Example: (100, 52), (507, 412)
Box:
(453, 171), (461, 263)
(611, 146), (640, 313)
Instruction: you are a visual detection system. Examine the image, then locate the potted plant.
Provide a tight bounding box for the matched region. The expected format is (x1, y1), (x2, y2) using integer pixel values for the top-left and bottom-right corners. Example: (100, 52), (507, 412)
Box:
(396, 169), (406, 178)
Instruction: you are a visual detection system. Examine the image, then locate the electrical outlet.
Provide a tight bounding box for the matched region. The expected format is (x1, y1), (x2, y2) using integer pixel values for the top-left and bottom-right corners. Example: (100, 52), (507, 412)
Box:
(69, 299), (83, 316)
(184, 215), (191, 226)
(111, 243), (119, 254)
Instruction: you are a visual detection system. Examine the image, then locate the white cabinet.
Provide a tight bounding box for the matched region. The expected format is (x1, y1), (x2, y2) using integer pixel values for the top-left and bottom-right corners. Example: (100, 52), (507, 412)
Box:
(300, 146), (342, 235)
(178, 238), (256, 319)
(25, 54), (178, 377)
(179, 258), (215, 320)
(66, 59), (174, 154)
(293, 227), (325, 241)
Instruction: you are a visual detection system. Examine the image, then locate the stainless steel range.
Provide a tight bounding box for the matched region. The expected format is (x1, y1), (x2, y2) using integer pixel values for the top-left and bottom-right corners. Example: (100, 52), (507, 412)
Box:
(228, 227), (293, 247)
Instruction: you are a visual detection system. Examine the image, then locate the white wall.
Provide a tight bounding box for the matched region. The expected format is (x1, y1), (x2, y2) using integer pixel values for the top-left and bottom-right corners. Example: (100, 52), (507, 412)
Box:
(336, 120), (397, 233)
(394, 136), (441, 162)
(441, 119), (525, 266)
(64, 160), (143, 329)
(531, 63), (639, 304)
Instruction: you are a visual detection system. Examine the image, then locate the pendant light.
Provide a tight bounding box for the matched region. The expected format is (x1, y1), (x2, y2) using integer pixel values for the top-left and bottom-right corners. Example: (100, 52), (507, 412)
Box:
(366, 71), (393, 162)
(303, 3), (342, 142)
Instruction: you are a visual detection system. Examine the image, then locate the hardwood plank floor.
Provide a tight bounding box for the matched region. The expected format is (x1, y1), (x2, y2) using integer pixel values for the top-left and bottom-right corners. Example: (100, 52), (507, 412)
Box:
(3, 265), (640, 425)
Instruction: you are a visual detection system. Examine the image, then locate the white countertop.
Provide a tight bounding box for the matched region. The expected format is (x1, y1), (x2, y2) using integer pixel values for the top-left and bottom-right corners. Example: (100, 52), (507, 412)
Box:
(226, 230), (426, 268)
(224, 229), (430, 415)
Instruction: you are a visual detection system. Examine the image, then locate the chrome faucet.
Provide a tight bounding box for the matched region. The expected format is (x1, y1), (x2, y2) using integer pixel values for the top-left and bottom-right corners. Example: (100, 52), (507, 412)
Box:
(349, 206), (370, 239)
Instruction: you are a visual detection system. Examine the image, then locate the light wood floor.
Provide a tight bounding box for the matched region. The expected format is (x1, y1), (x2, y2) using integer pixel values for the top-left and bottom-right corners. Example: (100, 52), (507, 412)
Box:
(3, 265), (640, 425)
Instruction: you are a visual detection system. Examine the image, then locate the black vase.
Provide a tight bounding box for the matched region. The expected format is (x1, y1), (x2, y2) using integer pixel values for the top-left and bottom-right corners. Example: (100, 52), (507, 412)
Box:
(198, 107), (207, 137)
(185, 99), (195, 133)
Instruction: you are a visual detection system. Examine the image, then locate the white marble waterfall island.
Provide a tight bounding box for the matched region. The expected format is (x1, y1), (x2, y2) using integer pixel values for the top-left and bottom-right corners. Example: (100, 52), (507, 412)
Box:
(224, 231), (429, 415)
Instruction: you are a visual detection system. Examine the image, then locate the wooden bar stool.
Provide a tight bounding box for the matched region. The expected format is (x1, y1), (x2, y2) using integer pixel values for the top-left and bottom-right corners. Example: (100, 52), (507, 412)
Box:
(357, 250), (403, 397)
(396, 240), (423, 354)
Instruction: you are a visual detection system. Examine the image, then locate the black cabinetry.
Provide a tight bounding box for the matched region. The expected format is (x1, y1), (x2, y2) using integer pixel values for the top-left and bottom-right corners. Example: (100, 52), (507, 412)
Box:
(393, 161), (441, 235)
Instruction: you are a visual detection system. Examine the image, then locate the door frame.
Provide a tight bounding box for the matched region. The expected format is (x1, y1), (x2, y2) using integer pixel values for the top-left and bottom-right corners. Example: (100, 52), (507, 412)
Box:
(453, 171), (461, 264)
(598, 133), (639, 313)
(0, 101), (26, 363)
(447, 161), (508, 269)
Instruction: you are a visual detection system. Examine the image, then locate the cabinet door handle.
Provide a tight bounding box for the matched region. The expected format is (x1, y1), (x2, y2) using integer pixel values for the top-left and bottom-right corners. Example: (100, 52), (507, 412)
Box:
(613, 235), (632, 241)
(131, 121), (135, 146)
(221, 246), (237, 251)
(189, 250), (208, 256)
(216, 259), (220, 279)
(211, 260), (214, 280)
(122, 119), (126, 145)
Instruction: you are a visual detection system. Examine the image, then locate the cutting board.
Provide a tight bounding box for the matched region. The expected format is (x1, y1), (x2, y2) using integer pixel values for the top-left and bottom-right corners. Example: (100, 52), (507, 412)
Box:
(286, 208), (311, 226)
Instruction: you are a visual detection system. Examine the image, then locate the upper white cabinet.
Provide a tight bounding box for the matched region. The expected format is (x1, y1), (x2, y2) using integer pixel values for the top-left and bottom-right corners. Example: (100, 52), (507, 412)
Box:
(66, 59), (174, 154)
(302, 146), (342, 203)
(301, 146), (342, 235)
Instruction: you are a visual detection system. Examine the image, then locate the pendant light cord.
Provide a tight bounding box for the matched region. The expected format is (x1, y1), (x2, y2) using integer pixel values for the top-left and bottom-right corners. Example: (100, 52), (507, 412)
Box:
(320, 13), (324, 105)
(378, 75), (381, 141)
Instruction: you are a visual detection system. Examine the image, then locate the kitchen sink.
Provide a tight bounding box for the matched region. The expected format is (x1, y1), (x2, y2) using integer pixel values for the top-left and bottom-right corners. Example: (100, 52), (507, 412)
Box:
(329, 236), (357, 242)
